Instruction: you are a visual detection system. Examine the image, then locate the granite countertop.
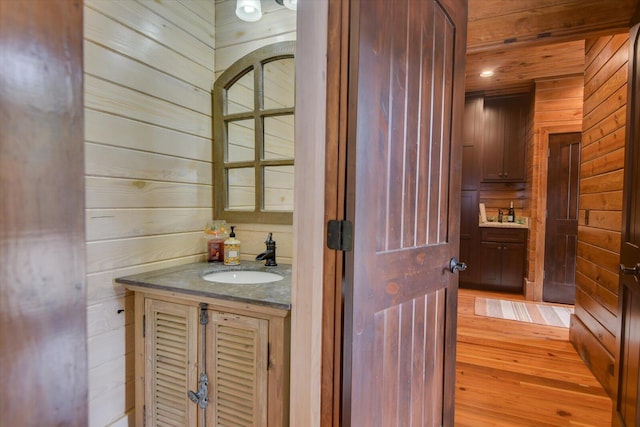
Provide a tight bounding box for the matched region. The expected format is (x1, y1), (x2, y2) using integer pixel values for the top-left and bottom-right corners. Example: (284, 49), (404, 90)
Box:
(115, 260), (291, 310)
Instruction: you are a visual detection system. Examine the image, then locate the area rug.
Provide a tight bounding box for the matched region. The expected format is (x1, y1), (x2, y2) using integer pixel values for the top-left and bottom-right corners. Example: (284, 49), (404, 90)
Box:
(474, 297), (574, 328)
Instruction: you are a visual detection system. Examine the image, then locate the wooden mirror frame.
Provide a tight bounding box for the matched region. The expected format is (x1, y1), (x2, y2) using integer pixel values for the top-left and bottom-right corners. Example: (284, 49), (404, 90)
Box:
(213, 41), (296, 224)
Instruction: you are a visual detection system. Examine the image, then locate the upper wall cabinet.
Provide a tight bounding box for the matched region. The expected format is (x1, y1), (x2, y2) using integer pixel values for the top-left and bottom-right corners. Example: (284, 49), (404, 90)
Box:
(213, 42), (295, 225)
(481, 94), (530, 182)
(462, 95), (483, 190)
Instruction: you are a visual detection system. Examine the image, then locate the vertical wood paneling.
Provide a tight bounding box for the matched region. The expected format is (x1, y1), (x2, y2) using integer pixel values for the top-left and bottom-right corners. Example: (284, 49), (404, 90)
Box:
(437, 10), (454, 246)
(570, 32), (629, 398)
(379, 1), (454, 252)
(427, 9), (447, 247)
(83, 1), (216, 425)
(387, 0), (409, 251)
(416, 0), (435, 247)
(374, 290), (445, 427)
(408, 298), (426, 426)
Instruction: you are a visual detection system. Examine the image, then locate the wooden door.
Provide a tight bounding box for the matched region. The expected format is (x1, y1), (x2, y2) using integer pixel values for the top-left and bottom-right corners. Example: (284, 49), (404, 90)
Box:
(0, 1), (87, 425)
(543, 132), (581, 304)
(342, 0), (467, 425)
(614, 20), (640, 427)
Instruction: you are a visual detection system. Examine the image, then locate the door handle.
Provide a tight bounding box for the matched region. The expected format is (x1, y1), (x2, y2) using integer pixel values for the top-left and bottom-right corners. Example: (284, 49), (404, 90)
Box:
(449, 257), (467, 274)
(620, 263), (640, 278)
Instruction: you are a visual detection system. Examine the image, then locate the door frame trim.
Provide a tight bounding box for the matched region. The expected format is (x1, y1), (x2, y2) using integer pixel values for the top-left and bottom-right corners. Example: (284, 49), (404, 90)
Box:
(528, 124), (582, 301)
(290, 0), (345, 426)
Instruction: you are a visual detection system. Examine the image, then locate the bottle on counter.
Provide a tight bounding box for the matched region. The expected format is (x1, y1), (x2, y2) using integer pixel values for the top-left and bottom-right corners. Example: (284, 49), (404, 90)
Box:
(507, 201), (515, 223)
(205, 220), (228, 262)
(224, 226), (241, 265)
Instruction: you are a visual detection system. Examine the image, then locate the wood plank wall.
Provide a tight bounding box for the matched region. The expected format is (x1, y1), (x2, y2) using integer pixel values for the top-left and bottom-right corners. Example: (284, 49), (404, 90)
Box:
(214, 0), (296, 258)
(525, 74), (585, 300)
(83, 1), (295, 424)
(83, 1), (215, 425)
(570, 33), (629, 398)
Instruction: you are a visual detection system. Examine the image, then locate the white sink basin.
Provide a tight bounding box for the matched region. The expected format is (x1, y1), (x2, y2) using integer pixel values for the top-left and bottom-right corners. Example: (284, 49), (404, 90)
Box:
(202, 270), (283, 284)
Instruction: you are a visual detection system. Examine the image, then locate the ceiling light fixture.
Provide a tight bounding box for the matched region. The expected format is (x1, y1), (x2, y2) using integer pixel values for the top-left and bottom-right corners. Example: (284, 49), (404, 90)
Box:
(236, 0), (262, 22)
(480, 70), (494, 78)
(275, 0), (297, 11)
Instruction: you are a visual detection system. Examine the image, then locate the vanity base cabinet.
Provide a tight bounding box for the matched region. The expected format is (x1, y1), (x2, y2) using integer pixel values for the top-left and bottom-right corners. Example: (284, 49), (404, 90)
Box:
(479, 228), (527, 293)
(133, 290), (290, 427)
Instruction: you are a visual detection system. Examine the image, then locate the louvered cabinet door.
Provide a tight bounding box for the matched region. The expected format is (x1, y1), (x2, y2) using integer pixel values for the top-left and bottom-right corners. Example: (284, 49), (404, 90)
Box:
(207, 311), (269, 427)
(144, 299), (199, 426)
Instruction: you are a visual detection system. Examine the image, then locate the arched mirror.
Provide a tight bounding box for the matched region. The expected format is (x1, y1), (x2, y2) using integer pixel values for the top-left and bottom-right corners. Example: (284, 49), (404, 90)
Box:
(213, 41), (295, 224)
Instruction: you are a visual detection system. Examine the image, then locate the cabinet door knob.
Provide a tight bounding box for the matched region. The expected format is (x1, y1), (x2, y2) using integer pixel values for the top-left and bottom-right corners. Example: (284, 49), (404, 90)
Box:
(449, 257), (467, 274)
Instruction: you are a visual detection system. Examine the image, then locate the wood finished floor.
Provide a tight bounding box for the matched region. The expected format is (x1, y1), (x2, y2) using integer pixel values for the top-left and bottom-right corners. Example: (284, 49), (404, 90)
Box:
(455, 289), (612, 426)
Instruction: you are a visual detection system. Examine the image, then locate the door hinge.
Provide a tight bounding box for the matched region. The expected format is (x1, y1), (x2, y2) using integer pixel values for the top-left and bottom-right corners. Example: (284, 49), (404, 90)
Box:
(142, 314), (145, 338)
(327, 220), (353, 251)
(143, 404), (146, 427)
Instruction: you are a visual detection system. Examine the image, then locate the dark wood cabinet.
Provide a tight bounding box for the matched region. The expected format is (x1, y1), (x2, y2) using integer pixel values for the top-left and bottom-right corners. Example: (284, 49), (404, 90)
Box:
(462, 96), (483, 190)
(459, 190), (479, 284)
(459, 96), (483, 285)
(482, 94), (529, 182)
(459, 94), (529, 292)
(479, 228), (527, 292)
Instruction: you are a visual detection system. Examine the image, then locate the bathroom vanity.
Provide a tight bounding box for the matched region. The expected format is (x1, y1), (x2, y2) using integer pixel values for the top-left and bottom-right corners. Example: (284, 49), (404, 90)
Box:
(116, 261), (291, 427)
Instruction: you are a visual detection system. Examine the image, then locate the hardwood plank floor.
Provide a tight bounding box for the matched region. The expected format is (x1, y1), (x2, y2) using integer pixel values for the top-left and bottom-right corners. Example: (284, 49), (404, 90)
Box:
(455, 289), (612, 426)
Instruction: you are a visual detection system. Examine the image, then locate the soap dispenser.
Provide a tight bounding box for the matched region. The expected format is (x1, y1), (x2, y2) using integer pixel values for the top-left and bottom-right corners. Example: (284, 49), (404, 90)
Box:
(224, 226), (241, 265)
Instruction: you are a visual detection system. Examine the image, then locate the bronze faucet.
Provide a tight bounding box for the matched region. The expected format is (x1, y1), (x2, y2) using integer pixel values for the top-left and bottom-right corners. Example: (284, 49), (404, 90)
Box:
(255, 232), (277, 266)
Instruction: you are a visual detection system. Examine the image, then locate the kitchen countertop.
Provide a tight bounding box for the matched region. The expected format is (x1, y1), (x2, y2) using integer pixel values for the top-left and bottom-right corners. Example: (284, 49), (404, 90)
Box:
(115, 260), (291, 310)
(479, 221), (529, 229)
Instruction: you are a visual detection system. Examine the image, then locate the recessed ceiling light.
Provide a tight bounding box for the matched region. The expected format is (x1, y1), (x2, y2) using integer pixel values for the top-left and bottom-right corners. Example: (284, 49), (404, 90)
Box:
(480, 70), (494, 78)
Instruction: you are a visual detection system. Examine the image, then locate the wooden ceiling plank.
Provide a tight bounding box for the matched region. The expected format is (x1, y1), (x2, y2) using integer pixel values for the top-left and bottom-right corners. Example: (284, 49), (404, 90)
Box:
(465, 40), (584, 93)
(465, 0), (634, 95)
(468, 0), (580, 22)
(467, 0), (635, 52)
